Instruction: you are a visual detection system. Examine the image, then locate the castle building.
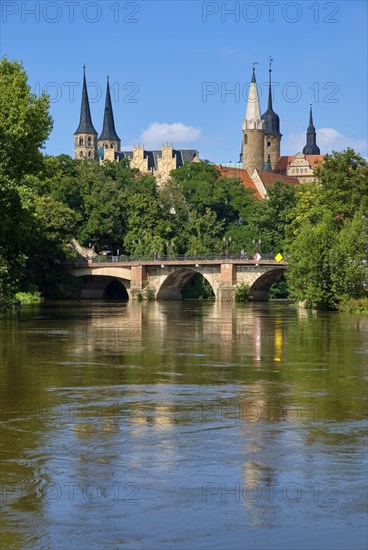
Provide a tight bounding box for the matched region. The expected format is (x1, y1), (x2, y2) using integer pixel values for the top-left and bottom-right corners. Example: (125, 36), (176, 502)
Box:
(74, 68), (199, 184)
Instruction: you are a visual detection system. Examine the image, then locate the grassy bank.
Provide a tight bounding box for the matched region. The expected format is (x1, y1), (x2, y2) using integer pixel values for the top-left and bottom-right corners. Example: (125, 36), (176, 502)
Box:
(338, 296), (368, 314)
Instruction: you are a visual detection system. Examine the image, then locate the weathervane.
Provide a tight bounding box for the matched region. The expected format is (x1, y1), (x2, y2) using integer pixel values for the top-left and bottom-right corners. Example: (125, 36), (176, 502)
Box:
(269, 56), (274, 71)
(251, 61), (258, 70)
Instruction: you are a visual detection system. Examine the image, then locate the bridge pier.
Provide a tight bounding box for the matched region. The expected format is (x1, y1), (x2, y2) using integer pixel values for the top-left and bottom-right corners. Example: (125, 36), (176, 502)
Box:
(217, 264), (236, 301)
(129, 265), (147, 299)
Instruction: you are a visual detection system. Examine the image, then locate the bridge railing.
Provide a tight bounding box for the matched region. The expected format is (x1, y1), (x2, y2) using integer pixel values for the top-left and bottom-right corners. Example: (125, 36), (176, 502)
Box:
(88, 253), (284, 264)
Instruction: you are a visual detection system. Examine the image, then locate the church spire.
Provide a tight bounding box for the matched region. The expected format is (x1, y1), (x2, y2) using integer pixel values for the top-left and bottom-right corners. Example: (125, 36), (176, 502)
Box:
(75, 65), (97, 135)
(302, 103), (320, 155)
(241, 64), (264, 173)
(244, 64), (263, 130)
(99, 76), (120, 142)
(261, 57), (281, 136)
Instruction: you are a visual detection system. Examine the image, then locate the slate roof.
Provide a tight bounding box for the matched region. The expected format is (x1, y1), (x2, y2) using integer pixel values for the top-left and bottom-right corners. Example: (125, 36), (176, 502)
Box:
(261, 68), (281, 136)
(302, 105), (320, 155)
(75, 68), (97, 135)
(99, 79), (120, 141)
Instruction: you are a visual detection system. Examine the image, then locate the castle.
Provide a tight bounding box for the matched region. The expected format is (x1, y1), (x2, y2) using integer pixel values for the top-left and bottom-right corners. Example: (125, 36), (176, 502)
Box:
(74, 67), (199, 184)
(74, 63), (324, 193)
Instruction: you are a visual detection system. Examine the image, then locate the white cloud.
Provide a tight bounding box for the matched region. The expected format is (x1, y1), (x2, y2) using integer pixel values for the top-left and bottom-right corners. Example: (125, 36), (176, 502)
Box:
(138, 122), (201, 149)
(317, 128), (367, 156)
(283, 128), (368, 157)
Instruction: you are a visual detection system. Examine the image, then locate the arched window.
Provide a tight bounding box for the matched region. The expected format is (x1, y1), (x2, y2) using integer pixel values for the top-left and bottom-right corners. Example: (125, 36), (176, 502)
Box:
(244, 135), (248, 145)
(80, 151), (84, 158)
(110, 143), (114, 148)
(87, 136), (91, 146)
(79, 137), (84, 146)
(88, 151), (91, 157)
(105, 143), (108, 149)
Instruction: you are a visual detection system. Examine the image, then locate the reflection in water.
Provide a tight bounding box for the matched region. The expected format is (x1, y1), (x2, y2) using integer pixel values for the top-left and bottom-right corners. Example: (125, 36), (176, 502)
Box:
(0, 301), (367, 549)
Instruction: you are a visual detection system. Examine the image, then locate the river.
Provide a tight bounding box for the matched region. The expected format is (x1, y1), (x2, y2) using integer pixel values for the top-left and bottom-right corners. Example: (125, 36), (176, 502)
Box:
(0, 300), (367, 549)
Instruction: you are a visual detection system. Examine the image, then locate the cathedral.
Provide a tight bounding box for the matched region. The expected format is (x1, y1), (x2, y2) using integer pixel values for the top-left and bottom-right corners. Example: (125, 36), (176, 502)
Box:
(74, 67), (199, 184)
(74, 63), (324, 194)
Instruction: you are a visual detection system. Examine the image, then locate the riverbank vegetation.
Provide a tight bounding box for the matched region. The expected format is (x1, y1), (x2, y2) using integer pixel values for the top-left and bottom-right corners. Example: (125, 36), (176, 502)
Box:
(1, 57), (367, 311)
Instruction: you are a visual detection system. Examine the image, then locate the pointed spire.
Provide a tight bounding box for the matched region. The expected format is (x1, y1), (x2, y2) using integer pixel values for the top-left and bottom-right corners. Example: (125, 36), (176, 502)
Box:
(99, 77), (120, 141)
(245, 65), (263, 130)
(307, 102), (315, 132)
(261, 56), (281, 136)
(75, 66), (97, 135)
(303, 102), (320, 155)
(267, 57), (273, 110)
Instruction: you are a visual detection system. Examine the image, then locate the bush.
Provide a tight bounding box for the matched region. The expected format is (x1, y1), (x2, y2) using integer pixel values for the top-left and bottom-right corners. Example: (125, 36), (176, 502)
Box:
(235, 282), (250, 302)
(338, 296), (368, 314)
(15, 291), (42, 304)
(144, 286), (155, 301)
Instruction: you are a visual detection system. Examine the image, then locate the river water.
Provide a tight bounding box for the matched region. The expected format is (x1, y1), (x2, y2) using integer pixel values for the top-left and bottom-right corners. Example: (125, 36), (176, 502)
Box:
(0, 300), (367, 549)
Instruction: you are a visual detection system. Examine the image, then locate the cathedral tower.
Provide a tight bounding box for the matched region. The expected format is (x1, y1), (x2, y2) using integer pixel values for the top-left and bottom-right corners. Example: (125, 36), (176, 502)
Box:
(261, 59), (282, 170)
(98, 76), (121, 157)
(303, 103), (320, 155)
(74, 66), (98, 160)
(242, 67), (264, 174)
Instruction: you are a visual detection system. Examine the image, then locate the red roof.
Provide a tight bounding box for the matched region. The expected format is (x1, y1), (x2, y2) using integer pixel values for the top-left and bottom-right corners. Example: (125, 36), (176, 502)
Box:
(257, 171), (299, 186)
(275, 154), (324, 173)
(215, 165), (263, 200)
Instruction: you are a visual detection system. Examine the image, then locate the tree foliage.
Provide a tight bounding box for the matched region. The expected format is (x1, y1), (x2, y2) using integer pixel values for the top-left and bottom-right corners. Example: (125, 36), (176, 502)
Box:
(0, 58), (53, 180)
(286, 149), (368, 309)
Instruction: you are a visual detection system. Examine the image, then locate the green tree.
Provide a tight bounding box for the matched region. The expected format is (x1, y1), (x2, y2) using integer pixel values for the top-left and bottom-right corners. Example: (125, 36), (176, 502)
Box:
(0, 57), (53, 180)
(286, 150), (368, 309)
(329, 212), (367, 300)
(286, 215), (337, 309)
(249, 180), (297, 252)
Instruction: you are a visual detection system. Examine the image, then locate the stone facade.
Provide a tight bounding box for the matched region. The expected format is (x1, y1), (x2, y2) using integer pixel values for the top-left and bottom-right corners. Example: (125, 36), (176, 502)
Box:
(263, 134), (281, 171)
(74, 133), (98, 160)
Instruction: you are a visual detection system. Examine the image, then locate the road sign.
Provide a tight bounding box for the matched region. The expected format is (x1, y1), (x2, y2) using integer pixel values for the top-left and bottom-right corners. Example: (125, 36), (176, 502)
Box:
(275, 253), (283, 263)
(253, 253), (261, 262)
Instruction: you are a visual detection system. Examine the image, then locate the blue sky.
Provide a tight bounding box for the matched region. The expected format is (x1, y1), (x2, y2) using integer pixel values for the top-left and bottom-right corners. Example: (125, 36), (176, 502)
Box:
(1, 0), (367, 161)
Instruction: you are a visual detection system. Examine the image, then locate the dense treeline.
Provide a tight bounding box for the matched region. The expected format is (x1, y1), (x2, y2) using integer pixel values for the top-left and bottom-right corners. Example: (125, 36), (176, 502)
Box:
(0, 57), (367, 310)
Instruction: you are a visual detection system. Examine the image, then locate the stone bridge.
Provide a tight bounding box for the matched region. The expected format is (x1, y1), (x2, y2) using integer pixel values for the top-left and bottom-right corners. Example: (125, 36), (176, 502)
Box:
(68, 258), (287, 301)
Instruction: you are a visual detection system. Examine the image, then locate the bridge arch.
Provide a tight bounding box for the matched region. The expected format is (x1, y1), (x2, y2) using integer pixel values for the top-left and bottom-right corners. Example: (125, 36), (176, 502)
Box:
(248, 267), (287, 301)
(80, 275), (130, 300)
(156, 268), (216, 300)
